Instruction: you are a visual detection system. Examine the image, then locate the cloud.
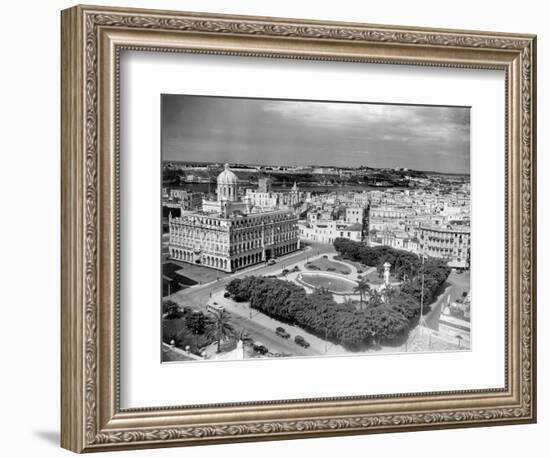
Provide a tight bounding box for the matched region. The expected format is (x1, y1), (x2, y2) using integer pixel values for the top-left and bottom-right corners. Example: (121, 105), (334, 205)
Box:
(261, 99), (469, 151)
(261, 100), (415, 126)
(162, 95), (470, 173)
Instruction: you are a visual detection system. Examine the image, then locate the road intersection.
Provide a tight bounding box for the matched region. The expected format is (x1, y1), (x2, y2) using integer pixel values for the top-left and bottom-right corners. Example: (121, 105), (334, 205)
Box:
(164, 241), (470, 359)
(168, 242), (335, 357)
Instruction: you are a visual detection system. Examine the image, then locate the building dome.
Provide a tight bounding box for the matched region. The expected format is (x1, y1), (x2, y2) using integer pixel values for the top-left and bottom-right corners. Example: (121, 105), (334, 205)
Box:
(217, 163), (238, 186)
(217, 164), (238, 202)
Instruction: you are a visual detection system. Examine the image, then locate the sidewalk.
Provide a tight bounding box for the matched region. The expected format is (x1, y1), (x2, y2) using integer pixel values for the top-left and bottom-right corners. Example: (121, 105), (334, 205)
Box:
(207, 252), (352, 356)
(283, 253), (362, 303)
(210, 288), (350, 356)
(186, 245), (314, 291)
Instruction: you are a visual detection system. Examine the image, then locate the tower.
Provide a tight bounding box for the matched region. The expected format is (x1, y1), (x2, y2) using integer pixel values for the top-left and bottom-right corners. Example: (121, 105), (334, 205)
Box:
(290, 181), (299, 206)
(258, 176), (272, 193)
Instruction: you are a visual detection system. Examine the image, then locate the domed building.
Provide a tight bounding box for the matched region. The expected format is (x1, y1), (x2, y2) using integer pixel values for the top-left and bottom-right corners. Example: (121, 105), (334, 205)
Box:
(216, 163), (238, 202)
(168, 163), (300, 272)
(202, 164), (248, 215)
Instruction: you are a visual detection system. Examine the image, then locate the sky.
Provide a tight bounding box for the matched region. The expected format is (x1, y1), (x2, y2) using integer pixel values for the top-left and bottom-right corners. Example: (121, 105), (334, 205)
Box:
(161, 95), (470, 174)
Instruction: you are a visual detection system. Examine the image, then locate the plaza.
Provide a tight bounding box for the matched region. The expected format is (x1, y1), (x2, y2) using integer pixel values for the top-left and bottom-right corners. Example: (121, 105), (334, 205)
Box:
(164, 237), (471, 362)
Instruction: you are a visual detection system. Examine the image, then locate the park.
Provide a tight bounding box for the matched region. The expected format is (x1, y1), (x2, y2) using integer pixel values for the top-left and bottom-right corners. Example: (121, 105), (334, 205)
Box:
(162, 238), (470, 361)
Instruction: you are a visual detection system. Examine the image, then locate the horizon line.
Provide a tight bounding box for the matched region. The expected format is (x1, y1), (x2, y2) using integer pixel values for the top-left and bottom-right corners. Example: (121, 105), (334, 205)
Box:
(162, 159), (471, 176)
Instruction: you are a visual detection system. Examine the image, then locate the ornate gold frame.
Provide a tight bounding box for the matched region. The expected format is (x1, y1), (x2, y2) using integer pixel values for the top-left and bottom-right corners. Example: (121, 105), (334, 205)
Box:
(61, 4), (537, 453)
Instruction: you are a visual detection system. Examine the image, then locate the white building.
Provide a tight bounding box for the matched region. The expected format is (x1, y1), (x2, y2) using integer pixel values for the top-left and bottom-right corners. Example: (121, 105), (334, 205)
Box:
(419, 223), (471, 269)
(299, 220), (362, 244)
(345, 206), (365, 224)
(169, 164), (300, 272)
(245, 181), (302, 210)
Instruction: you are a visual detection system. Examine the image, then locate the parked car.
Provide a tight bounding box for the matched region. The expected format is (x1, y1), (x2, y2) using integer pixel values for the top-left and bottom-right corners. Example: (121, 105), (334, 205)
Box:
(223, 292), (231, 298)
(275, 326), (290, 339)
(267, 259), (276, 266)
(294, 335), (310, 348)
(253, 342), (269, 355)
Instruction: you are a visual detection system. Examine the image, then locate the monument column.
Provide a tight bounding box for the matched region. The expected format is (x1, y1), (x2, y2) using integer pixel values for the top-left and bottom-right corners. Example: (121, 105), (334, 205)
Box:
(383, 262), (391, 286)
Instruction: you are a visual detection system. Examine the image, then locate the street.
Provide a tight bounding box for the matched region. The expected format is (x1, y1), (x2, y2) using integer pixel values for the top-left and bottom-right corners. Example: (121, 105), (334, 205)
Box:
(167, 242), (335, 357)
(164, 242), (470, 358)
(424, 269), (471, 330)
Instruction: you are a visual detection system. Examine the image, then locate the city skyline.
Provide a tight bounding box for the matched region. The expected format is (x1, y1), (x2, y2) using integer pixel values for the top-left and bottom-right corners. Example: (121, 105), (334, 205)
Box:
(163, 159), (470, 176)
(162, 95), (470, 174)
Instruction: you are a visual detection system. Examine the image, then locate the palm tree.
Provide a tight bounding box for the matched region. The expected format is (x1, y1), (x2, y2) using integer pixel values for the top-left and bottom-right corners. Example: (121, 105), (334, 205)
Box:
(382, 284), (396, 305)
(206, 310), (235, 353)
(353, 279), (371, 310)
(343, 295), (356, 309)
(186, 311), (206, 334)
(369, 289), (383, 308)
(186, 311), (207, 349)
(162, 299), (180, 319)
(395, 258), (411, 281)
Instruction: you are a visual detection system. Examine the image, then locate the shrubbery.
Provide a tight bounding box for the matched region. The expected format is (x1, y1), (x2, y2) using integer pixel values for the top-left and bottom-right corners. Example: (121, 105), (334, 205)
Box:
(226, 276), (408, 349)
(162, 302), (239, 354)
(334, 238), (451, 307)
(162, 303), (215, 353)
(333, 238), (420, 281)
(224, 242), (451, 351)
(400, 258), (451, 305)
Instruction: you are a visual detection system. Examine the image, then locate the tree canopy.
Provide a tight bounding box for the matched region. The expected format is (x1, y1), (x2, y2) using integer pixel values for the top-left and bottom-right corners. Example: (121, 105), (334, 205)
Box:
(225, 241), (450, 351)
(334, 238), (451, 307)
(227, 276), (409, 349)
(333, 238), (421, 281)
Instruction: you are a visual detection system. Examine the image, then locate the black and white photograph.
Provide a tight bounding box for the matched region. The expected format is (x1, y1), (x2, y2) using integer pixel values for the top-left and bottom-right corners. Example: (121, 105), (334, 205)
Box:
(161, 94), (471, 363)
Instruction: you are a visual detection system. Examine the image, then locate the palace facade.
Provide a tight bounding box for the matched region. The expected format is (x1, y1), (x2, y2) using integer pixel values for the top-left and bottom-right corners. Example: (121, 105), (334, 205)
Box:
(168, 164), (300, 272)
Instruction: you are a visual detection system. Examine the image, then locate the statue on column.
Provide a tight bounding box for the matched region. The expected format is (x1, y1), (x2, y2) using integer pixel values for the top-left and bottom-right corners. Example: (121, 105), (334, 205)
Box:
(235, 339), (245, 360)
(383, 261), (391, 286)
